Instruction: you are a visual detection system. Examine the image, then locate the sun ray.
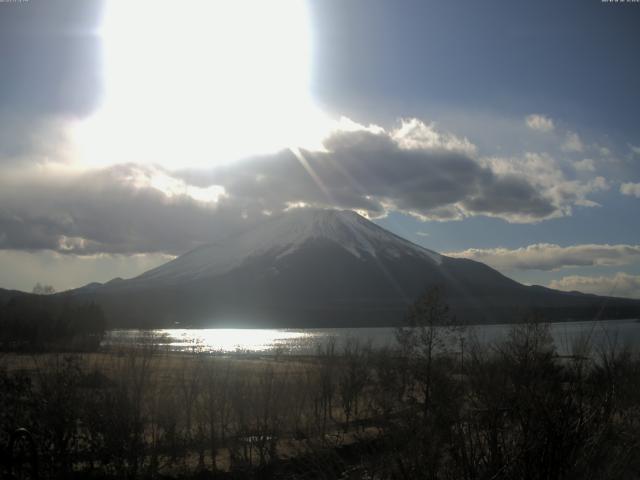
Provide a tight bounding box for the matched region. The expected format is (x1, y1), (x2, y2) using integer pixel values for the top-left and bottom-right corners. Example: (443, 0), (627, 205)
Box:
(289, 147), (335, 205)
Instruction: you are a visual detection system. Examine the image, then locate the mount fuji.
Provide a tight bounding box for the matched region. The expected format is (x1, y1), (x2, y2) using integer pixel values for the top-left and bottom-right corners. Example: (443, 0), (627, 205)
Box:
(70, 209), (640, 328)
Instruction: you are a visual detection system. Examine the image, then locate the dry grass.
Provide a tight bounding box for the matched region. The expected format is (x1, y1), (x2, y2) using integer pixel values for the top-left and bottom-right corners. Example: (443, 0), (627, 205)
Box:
(4, 322), (640, 479)
(0, 347), (376, 476)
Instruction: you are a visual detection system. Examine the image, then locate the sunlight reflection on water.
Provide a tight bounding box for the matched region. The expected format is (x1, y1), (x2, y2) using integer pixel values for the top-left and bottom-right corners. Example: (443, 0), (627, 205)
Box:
(104, 328), (328, 354)
(103, 319), (640, 355)
(160, 328), (319, 353)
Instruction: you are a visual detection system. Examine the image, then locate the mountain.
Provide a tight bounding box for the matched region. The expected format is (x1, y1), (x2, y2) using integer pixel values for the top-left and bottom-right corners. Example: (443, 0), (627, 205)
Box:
(70, 209), (640, 328)
(132, 209), (442, 287)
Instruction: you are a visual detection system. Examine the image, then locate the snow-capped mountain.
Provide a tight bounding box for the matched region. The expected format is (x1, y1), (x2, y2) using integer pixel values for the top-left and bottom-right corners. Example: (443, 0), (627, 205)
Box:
(73, 209), (640, 328)
(133, 209), (442, 287)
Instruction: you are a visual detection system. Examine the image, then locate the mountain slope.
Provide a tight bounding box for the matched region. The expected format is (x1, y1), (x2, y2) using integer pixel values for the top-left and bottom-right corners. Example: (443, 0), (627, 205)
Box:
(72, 209), (640, 327)
(130, 209), (442, 287)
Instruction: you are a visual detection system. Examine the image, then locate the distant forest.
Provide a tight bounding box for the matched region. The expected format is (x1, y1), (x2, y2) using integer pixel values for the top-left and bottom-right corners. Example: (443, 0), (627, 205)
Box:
(0, 294), (106, 351)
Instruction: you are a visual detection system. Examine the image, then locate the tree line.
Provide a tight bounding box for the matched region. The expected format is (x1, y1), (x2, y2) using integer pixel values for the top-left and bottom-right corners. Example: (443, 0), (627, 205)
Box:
(0, 293), (106, 351)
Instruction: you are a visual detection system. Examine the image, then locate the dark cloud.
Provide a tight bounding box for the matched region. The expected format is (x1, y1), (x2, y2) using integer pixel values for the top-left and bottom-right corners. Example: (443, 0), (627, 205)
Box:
(190, 126), (562, 224)
(0, 164), (253, 254)
(461, 174), (557, 219)
(0, 121), (608, 255)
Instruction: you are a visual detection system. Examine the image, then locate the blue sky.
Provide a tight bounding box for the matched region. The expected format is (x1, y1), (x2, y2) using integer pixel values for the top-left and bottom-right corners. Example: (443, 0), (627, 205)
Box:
(0, 0), (639, 298)
(310, 0), (640, 138)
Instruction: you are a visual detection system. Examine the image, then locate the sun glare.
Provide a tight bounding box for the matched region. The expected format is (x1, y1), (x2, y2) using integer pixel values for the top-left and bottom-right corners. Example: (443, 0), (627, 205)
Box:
(74, 0), (332, 168)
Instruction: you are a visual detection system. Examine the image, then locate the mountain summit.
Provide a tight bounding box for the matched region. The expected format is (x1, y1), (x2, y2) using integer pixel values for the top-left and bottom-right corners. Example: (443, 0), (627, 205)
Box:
(134, 209), (442, 287)
(75, 209), (640, 327)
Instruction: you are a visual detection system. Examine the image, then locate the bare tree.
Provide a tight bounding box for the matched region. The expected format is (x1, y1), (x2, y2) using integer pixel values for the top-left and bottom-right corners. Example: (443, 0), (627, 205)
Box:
(317, 337), (338, 439)
(339, 338), (370, 432)
(396, 286), (459, 417)
(32, 283), (56, 295)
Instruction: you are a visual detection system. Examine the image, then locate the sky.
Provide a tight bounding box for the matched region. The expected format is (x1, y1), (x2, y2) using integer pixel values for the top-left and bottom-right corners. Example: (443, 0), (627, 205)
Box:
(0, 0), (639, 298)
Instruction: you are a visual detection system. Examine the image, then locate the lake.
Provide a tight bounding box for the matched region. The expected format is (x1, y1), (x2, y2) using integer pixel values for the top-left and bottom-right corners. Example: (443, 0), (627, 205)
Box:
(103, 318), (640, 356)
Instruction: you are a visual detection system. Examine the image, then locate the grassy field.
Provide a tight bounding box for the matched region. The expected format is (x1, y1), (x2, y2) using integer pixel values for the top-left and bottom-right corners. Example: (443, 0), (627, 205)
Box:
(3, 321), (640, 479)
(1, 343), (381, 477)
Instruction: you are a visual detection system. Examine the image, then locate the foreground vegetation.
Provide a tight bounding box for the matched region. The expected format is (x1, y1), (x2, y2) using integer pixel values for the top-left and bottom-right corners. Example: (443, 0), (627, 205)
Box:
(1, 292), (640, 479)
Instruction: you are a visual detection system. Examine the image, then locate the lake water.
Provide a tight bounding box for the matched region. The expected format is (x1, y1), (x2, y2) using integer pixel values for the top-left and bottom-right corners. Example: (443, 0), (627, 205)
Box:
(103, 318), (640, 356)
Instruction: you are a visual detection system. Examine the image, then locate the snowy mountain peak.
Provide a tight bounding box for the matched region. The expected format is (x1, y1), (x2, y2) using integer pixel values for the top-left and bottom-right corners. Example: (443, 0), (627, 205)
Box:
(134, 208), (442, 285)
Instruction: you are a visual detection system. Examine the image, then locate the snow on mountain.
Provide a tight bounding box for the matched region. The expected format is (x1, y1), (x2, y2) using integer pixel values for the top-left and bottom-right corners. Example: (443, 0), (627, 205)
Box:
(133, 209), (441, 286)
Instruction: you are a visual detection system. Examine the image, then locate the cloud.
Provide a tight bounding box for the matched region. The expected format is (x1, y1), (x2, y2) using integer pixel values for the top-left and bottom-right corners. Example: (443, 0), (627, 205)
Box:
(482, 152), (608, 215)
(562, 132), (584, 152)
(598, 145), (612, 157)
(620, 182), (640, 198)
(446, 243), (640, 271)
(207, 122), (568, 223)
(0, 118), (614, 255)
(525, 114), (554, 132)
(204, 122), (608, 224)
(548, 273), (640, 299)
(0, 163), (245, 255)
(573, 158), (596, 172)
(391, 118), (477, 155)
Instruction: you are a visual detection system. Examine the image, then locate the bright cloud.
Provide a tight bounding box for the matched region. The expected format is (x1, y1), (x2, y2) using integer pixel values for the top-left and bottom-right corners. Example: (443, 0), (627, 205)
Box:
(392, 118), (477, 155)
(525, 114), (554, 132)
(549, 272), (640, 299)
(620, 182), (640, 198)
(482, 152), (609, 217)
(446, 243), (640, 271)
(574, 158), (596, 172)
